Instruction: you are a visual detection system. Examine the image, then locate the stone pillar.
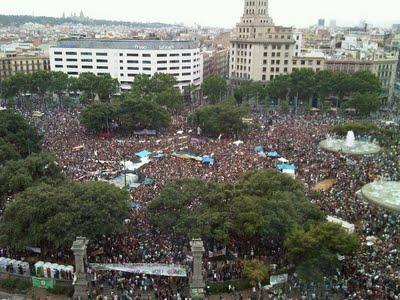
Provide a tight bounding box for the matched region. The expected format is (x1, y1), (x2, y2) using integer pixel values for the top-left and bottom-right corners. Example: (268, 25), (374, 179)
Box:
(71, 237), (89, 300)
(190, 238), (205, 299)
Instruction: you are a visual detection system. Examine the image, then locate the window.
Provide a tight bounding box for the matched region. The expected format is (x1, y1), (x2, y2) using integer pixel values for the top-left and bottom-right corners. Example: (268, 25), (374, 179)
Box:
(54, 51), (62, 55)
(67, 72), (78, 75)
(127, 60), (138, 64)
(66, 58), (77, 62)
(82, 59), (92, 62)
(182, 66), (191, 69)
(170, 60), (179, 63)
(182, 53), (191, 56)
(143, 67), (151, 71)
(182, 72), (191, 76)
(182, 60), (191, 63)
(317, 60), (321, 65)
(142, 54), (151, 57)
(97, 66), (108, 69)
(157, 67), (167, 71)
(55, 58), (63, 62)
(262, 75), (266, 81)
(66, 52), (77, 55)
(81, 52), (92, 56)
(170, 53), (179, 57)
(143, 61), (151, 64)
(96, 59), (108, 63)
(127, 53), (138, 57)
(128, 74), (136, 77)
(170, 67), (179, 70)
(128, 67), (139, 70)
(96, 52), (108, 56)
(157, 61), (167, 64)
(82, 66), (93, 69)
(55, 65), (63, 68)
(67, 65), (78, 68)
(157, 54), (167, 57)
(119, 53), (123, 57)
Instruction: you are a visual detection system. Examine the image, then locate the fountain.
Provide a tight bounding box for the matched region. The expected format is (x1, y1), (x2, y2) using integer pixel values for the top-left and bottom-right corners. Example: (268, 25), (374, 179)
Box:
(345, 131), (356, 148)
(319, 131), (381, 155)
(361, 180), (400, 212)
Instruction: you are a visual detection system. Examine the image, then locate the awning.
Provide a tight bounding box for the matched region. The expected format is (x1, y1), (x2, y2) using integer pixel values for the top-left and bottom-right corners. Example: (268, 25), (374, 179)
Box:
(267, 151), (280, 158)
(136, 150), (151, 158)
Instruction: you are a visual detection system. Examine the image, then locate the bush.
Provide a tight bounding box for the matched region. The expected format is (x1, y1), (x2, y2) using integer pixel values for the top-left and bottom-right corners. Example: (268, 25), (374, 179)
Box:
(206, 279), (252, 294)
(0, 277), (31, 291)
(333, 120), (378, 136)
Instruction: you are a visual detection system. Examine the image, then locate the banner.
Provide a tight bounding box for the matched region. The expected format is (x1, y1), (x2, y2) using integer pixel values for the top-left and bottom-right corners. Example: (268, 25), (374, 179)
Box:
(32, 276), (55, 289)
(90, 263), (187, 277)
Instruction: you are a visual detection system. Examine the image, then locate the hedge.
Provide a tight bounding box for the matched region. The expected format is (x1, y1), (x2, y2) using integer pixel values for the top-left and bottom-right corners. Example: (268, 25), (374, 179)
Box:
(206, 278), (252, 294)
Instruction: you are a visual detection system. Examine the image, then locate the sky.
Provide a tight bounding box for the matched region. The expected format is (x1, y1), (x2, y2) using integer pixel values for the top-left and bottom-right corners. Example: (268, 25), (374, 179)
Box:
(0, 0), (399, 28)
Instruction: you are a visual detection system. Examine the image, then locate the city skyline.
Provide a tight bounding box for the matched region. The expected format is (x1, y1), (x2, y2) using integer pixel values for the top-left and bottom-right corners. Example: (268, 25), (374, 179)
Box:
(0, 0), (399, 28)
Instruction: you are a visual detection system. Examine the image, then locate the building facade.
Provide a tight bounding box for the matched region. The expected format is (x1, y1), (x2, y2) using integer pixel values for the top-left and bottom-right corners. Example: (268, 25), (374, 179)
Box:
(326, 52), (398, 103)
(0, 54), (50, 81)
(229, 0), (295, 83)
(49, 39), (203, 91)
(202, 48), (229, 79)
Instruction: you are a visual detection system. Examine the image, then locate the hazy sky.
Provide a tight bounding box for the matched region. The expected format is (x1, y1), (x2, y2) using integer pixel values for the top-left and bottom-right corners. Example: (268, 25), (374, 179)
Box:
(1, 0), (399, 28)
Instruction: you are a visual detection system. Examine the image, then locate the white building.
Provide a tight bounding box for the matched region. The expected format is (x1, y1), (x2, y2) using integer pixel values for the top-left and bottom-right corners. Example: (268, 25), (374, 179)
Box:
(49, 39), (203, 91)
(293, 32), (303, 57)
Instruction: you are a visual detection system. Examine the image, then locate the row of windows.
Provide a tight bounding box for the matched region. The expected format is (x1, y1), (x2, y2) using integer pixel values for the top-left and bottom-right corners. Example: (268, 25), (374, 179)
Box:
(293, 60), (322, 66)
(55, 51), (197, 57)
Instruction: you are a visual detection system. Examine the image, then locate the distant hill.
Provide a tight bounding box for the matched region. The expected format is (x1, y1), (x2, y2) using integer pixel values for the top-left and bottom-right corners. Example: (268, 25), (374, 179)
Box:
(0, 14), (179, 28)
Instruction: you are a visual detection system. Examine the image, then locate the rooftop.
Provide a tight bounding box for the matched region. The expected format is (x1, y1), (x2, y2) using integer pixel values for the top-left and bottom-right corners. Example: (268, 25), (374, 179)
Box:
(53, 39), (200, 51)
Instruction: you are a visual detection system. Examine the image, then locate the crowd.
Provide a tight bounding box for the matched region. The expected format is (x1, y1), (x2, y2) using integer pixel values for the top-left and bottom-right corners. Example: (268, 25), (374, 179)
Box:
(2, 106), (399, 299)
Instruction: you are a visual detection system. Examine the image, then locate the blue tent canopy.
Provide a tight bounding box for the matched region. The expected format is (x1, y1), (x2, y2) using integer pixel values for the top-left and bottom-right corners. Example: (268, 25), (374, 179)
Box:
(202, 155), (215, 165)
(267, 151), (280, 158)
(277, 163), (296, 171)
(254, 146), (264, 153)
(136, 150), (151, 158)
(130, 201), (141, 209)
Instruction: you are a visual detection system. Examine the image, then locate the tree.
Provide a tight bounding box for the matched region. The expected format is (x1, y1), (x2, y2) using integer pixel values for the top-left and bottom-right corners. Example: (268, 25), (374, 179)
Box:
(0, 110), (42, 160)
(344, 92), (381, 116)
(333, 120), (379, 136)
(202, 75), (227, 104)
(117, 98), (171, 130)
(147, 169), (324, 250)
(150, 73), (177, 94)
(147, 179), (231, 244)
(81, 102), (114, 132)
(290, 69), (316, 105)
(351, 71), (381, 94)
(0, 181), (129, 253)
(266, 74), (291, 101)
(243, 260), (269, 287)
(189, 101), (247, 137)
(78, 72), (99, 101)
(0, 153), (63, 199)
(285, 222), (359, 283)
(96, 74), (120, 101)
(67, 77), (80, 96)
(29, 70), (52, 96)
(279, 99), (290, 113)
(152, 87), (184, 112)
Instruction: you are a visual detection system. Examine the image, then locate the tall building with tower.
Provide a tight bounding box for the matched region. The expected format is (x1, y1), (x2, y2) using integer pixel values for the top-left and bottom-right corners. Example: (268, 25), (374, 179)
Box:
(318, 19), (325, 27)
(229, 0), (295, 83)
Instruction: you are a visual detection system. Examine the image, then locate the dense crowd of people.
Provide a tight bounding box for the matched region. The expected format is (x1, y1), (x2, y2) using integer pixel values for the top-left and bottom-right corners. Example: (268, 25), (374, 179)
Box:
(2, 105), (399, 299)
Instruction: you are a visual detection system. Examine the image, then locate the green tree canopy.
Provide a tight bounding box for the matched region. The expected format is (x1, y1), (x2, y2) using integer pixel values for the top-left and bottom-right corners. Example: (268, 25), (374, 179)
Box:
(344, 92), (381, 116)
(189, 101), (247, 137)
(243, 259), (269, 287)
(0, 153), (63, 200)
(0, 110), (42, 161)
(148, 169), (324, 250)
(117, 98), (171, 130)
(81, 102), (114, 132)
(96, 74), (120, 101)
(0, 181), (129, 253)
(285, 222), (360, 283)
(202, 75), (227, 104)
